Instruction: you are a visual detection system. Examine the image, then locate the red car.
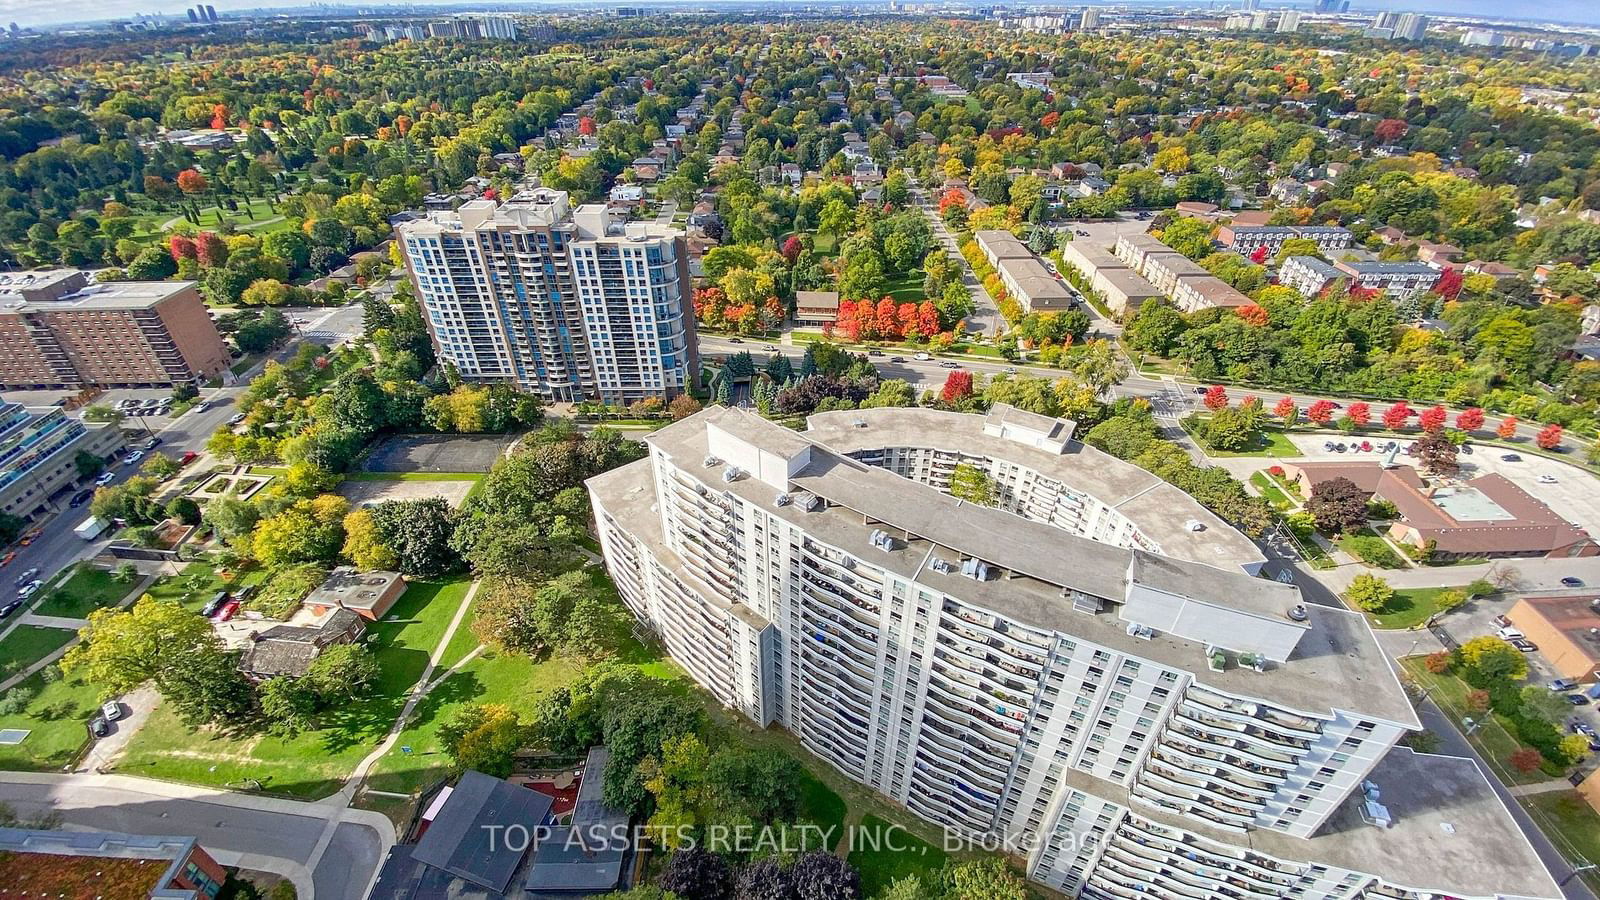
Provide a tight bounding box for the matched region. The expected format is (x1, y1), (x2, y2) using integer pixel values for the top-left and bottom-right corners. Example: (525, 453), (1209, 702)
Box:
(180, 451), (198, 466)
(211, 599), (241, 622)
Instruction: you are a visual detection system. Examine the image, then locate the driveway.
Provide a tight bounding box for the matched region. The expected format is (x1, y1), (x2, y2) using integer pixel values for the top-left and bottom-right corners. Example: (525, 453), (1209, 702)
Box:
(77, 684), (158, 773)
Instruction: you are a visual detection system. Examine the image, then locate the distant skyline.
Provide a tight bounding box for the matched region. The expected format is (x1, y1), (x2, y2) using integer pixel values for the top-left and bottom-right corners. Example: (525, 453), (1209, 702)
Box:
(6, 0), (1600, 32)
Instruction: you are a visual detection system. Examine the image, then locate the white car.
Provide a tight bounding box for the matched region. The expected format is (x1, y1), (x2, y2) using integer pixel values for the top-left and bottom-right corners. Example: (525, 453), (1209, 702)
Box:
(122, 450), (145, 466)
(913, 352), (933, 361)
(1538, 474), (1558, 484)
(95, 471), (116, 486)
(17, 579), (42, 599)
(101, 700), (122, 722)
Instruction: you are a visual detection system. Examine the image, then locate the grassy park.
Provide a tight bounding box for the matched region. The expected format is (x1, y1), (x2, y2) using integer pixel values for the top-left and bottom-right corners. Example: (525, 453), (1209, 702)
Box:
(113, 577), (473, 798)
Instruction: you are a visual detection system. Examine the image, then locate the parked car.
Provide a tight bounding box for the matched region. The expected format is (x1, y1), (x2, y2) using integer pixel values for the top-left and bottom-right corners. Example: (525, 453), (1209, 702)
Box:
(889, 356), (906, 363)
(763, 345), (780, 353)
(0, 600), (20, 619)
(213, 599), (241, 622)
(1459, 443), (1472, 455)
(200, 591), (229, 618)
(180, 451), (198, 466)
(939, 361), (960, 369)
(122, 450), (144, 466)
(1552, 679), (1579, 692)
(1569, 694), (1592, 706)
(913, 352), (933, 361)
(89, 717), (109, 738)
(0, 552), (14, 568)
(1500, 453), (1522, 462)
(1193, 387), (1208, 395)
(868, 350), (884, 357)
(1360, 441), (1373, 452)
(94, 471), (116, 487)
(1334, 443), (1347, 452)
(1538, 475), (1558, 484)
(1562, 577), (1585, 588)
(1497, 626), (1526, 641)
(17, 580), (43, 599)
(142, 437), (160, 450)
(13, 567), (38, 587)
(228, 413), (247, 426)
(1323, 441), (1335, 451)
(726, 337), (744, 343)
(1493, 614), (1512, 628)
(1570, 719), (1595, 737)
(101, 700), (122, 722)
(1075, 229), (1089, 236)
(1512, 639), (1539, 653)
(69, 489), (94, 508)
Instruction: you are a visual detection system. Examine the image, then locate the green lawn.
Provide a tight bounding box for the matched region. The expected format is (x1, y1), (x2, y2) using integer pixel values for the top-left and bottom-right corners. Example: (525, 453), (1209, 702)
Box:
(33, 566), (130, 618)
(1336, 531), (1406, 569)
(1189, 423), (1303, 458)
(363, 649), (579, 796)
(1401, 658), (1565, 785)
(1370, 585), (1466, 630)
(1249, 472), (1293, 511)
(882, 271), (928, 303)
(1522, 791), (1600, 892)
(144, 561), (231, 612)
(114, 577), (474, 799)
(0, 626), (75, 681)
(1284, 520), (1335, 569)
(0, 669), (103, 772)
(848, 813), (949, 896)
(434, 590), (483, 672)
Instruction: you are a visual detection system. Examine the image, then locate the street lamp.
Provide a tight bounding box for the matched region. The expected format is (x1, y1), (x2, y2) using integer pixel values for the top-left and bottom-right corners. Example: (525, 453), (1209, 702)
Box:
(1462, 716), (1482, 736)
(1558, 864), (1597, 887)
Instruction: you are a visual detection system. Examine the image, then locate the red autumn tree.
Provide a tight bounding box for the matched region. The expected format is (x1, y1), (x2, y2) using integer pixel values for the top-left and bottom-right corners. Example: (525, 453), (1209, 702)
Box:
(896, 302), (918, 337)
(1497, 416), (1519, 440)
(1273, 396), (1297, 424)
(176, 168), (208, 195)
(210, 103), (228, 131)
(780, 235), (804, 263)
(194, 232), (228, 268)
(762, 296), (784, 330)
(168, 234), (197, 261)
(874, 297), (898, 337)
(578, 116), (596, 136)
(1306, 399), (1336, 425)
(1346, 402), (1371, 427)
(1040, 111), (1061, 129)
(1203, 384), (1229, 411)
(937, 190), (966, 216)
(941, 370), (974, 405)
(1536, 424), (1563, 450)
(1456, 407), (1485, 432)
(1374, 118), (1410, 143)
(1418, 404), (1447, 433)
(1382, 401), (1413, 431)
(916, 301), (940, 337)
(1509, 748), (1544, 775)
(394, 115), (413, 135)
(1433, 267), (1463, 300)
(1249, 245), (1269, 265)
(1236, 304), (1269, 327)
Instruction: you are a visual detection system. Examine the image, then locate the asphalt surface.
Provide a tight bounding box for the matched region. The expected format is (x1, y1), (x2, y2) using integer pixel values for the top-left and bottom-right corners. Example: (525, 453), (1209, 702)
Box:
(0, 778), (384, 900)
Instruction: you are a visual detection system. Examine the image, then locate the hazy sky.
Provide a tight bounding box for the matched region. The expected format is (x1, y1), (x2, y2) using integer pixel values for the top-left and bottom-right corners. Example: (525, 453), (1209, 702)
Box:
(6, 0), (1600, 31)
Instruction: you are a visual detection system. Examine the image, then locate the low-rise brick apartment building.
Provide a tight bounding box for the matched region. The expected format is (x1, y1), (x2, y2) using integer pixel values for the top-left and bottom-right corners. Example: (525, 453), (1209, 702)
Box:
(0, 270), (230, 390)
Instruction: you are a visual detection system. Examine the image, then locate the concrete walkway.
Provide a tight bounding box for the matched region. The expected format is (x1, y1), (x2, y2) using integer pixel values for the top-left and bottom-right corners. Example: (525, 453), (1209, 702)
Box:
(1510, 778), (1580, 797)
(0, 574), (157, 694)
(302, 578), (481, 897)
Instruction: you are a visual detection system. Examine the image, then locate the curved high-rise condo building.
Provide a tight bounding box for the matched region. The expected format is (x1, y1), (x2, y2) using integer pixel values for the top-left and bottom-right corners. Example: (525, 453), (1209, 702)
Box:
(587, 404), (1559, 899)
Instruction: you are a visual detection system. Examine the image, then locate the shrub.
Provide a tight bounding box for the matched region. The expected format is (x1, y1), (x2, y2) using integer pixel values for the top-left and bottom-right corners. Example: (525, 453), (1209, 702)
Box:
(1509, 748), (1544, 774)
(1343, 535), (1404, 568)
(1424, 651), (1452, 674)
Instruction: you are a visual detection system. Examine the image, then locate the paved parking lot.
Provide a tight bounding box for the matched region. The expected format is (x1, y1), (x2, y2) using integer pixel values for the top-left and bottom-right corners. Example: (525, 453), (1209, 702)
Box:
(339, 477), (476, 509)
(361, 434), (514, 473)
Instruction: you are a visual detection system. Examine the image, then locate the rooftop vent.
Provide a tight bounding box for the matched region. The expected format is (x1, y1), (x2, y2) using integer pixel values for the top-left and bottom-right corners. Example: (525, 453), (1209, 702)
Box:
(1184, 519), (1206, 532)
(869, 529), (896, 552)
(1126, 623), (1154, 640)
(930, 557), (955, 575)
(721, 467), (745, 483)
(703, 455), (721, 467)
(1287, 604), (1309, 622)
(959, 558), (991, 581)
(852, 418), (868, 428)
(775, 493), (792, 507)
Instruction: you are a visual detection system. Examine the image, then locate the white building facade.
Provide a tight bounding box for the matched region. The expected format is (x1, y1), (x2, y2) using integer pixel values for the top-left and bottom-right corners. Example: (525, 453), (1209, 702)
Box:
(398, 189), (696, 404)
(588, 405), (1557, 900)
